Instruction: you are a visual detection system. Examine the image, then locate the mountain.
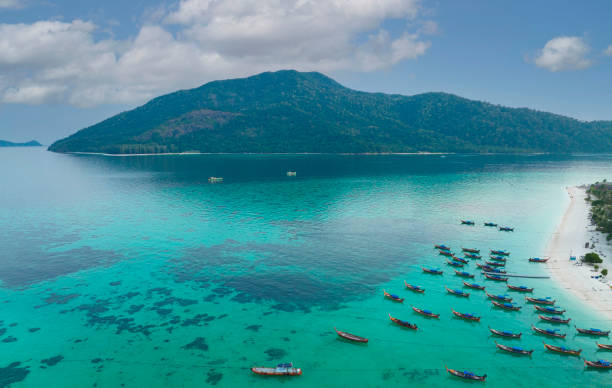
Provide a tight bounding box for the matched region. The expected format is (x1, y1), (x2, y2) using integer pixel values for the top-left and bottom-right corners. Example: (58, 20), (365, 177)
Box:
(1, 140), (42, 147)
(49, 70), (612, 154)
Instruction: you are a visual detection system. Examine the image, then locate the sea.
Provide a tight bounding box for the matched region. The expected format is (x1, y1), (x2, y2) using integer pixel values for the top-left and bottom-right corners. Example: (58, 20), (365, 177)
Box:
(1, 148), (612, 387)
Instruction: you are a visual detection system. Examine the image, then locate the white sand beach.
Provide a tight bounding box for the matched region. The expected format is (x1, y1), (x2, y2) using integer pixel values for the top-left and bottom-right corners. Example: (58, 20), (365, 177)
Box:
(545, 186), (612, 321)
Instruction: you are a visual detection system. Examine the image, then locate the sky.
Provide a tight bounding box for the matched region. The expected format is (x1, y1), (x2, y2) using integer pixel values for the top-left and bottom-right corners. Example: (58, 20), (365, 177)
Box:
(1, 0), (611, 144)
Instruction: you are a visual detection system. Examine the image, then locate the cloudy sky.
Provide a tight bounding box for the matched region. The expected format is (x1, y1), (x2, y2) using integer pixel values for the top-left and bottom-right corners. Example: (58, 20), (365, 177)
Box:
(1, 0), (611, 144)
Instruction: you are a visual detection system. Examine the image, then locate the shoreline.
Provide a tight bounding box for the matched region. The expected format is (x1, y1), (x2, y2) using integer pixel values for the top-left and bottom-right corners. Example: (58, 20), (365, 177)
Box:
(545, 186), (612, 321)
(62, 151), (454, 157)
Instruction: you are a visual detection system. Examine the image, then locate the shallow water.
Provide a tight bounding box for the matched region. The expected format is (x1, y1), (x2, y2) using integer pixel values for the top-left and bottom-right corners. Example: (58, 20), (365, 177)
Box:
(1, 148), (612, 387)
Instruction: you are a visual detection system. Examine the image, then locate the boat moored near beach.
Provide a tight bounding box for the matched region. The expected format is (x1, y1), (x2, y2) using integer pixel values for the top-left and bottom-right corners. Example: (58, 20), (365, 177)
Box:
(584, 359), (612, 369)
(490, 250), (510, 256)
(539, 315), (570, 324)
(489, 255), (507, 262)
(463, 281), (485, 290)
(531, 325), (566, 338)
(422, 266), (443, 275)
(439, 250), (454, 257)
(498, 226), (514, 232)
(485, 261), (505, 267)
(529, 257), (549, 263)
(525, 297), (555, 305)
(445, 366), (487, 381)
(486, 293), (512, 302)
(412, 306), (440, 318)
(464, 252), (482, 259)
(495, 341), (533, 355)
(445, 287), (470, 297)
(597, 343), (612, 350)
(452, 256), (469, 264)
(435, 244), (451, 251)
(543, 342), (581, 356)
(334, 328), (368, 343)
(484, 222), (498, 227)
(492, 301), (521, 311)
(462, 247), (480, 253)
(461, 220), (475, 225)
(484, 273), (508, 282)
(488, 326), (522, 338)
(534, 305), (565, 315)
(451, 308), (480, 321)
(454, 270), (474, 278)
(507, 284), (533, 292)
(251, 362), (302, 376)
(575, 327), (610, 336)
(383, 290), (404, 302)
(388, 313), (417, 330)
(446, 260), (464, 268)
(404, 281), (425, 293)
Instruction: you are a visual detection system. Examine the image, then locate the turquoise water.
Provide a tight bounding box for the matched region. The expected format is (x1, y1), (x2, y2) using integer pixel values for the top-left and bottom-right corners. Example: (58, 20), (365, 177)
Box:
(1, 148), (612, 387)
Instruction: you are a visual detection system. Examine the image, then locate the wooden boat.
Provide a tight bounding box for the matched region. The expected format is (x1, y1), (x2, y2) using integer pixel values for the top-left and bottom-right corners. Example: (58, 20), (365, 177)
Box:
(435, 244), (451, 251)
(445, 366), (486, 381)
(495, 341), (533, 355)
(543, 342), (581, 356)
(404, 281), (425, 293)
(529, 257), (549, 263)
(485, 261), (505, 267)
(484, 222), (497, 227)
(451, 308), (480, 321)
(383, 290), (404, 302)
(461, 220), (475, 225)
(525, 297), (555, 305)
(596, 343), (612, 350)
(486, 267), (507, 274)
(507, 284), (533, 292)
(464, 253), (482, 259)
(575, 326), (610, 336)
(446, 260), (464, 268)
(539, 315), (570, 324)
(388, 313), (417, 330)
(412, 306), (439, 318)
(531, 325), (566, 338)
(454, 270), (475, 278)
(439, 250), (454, 257)
(251, 362), (302, 376)
(489, 255), (507, 262)
(584, 359), (612, 369)
(484, 273), (508, 282)
(490, 250), (510, 256)
(486, 292), (512, 302)
(463, 281), (485, 290)
(452, 256), (469, 264)
(422, 266), (443, 275)
(445, 287), (469, 297)
(334, 328), (368, 343)
(477, 264), (506, 273)
(534, 305), (565, 315)
(462, 248), (480, 254)
(492, 300), (521, 311)
(499, 226), (514, 232)
(488, 326), (521, 338)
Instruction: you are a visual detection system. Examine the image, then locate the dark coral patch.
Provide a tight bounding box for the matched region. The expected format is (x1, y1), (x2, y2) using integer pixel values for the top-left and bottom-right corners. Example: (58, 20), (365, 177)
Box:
(0, 362), (30, 386)
(264, 348), (287, 361)
(28, 328), (40, 333)
(44, 293), (79, 305)
(182, 337), (208, 351)
(2, 336), (17, 343)
(109, 281), (122, 286)
(127, 305), (144, 314)
(245, 325), (261, 332)
(206, 370), (223, 385)
(41, 356), (64, 367)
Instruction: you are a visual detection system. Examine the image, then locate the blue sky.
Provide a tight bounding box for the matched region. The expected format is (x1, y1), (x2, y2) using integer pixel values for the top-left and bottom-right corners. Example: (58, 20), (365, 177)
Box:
(1, 0), (611, 144)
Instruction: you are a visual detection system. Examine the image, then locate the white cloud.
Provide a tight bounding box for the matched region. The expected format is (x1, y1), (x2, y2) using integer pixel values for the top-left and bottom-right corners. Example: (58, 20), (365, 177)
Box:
(0, 0), (432, 106)
(534, 36), (592, 72)
(0, 0), (24, 9)
(604, 45), (612, 56)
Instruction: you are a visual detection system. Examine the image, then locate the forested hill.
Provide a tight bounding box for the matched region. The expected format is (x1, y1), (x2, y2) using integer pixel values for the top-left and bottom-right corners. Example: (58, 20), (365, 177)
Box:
(48, 70), (612, 154)
(0, 140), (42, 147)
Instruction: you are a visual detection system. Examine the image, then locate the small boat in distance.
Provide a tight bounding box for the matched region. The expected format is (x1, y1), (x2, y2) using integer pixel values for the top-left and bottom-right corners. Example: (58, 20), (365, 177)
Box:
(446, 260), (464, 268)
(451, 308), (480, 321)
(445, 366), (486, 381)
(495, 341), (533, 356)
(507, 284), (533, 292)
(435, 244), (451, 251)
(462, 247), (480, 253)
(488, 326), (522, 338)
(575, 327), (611, 336)
(461, 220), (475, 225)
(484, 222), (498, 227)
(445, 287), (470, 297)
(422, 267), (443, 275)
(404, 281), (425, 293)
(463, 281), (485, 290)
(412, 306), (439, 318)
(383, 290), (404, 302)
(484, 273), (508, 282)
(490, 250), (510, 256)
(492, 301), (521, 311)
(539, 315), (570, 324)
(208, 177), (223, 183)
(485, 261), (505, 267)
(529, 257), (549, 263)
(534, 306), (565, 315)
(486, 292), (512, 302)
(286, 171), (297, 176)
(334, 328), (368, 343)
(584, 359), (612, 369)
(543, 342), (581, 356)
(388, 313), (417, 330)
(499, 226), (514, 232)
(525, 296), (555, 305)
(251, 362), (302, 376)
(596, 343), (612, 350)
(464, 252), (482, 259)
(454, 270), (475, 278)
(531, 325), (566, 338)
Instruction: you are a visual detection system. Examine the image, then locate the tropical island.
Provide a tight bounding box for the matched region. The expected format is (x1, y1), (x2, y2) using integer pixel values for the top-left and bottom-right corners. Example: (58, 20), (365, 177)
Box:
(1, 139), (42, 147)
(48, 70), (612, 155)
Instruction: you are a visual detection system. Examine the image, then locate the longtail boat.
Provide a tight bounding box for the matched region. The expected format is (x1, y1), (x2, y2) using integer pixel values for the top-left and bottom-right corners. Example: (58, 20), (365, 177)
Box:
(452, 256), (469, 264)
(490, 250), (510, 256)
(463, 281), (485, 290)
(484, 273), (508, 282)
(454, 270), (475, 278)
(388, 313), (417, 330)
(575, 326), (610, 336)
(495, 341), (533, 355)
(597, 343), (612, 350)
(531, 325), (566, 338)
(584, 359), (612, 369)
(539, 315), (570, 324)
(507, 284), (533, 292)
(543, 342), (581, 356)
(439, 250), (454, 257)
(489, 255), (507, 262)
(445, 366), (486, 381)
(485, 261), (505, 267)
(334, 328), (368, 343)
(465, 253), (482, 259)
(445, 287), (470, 297)
(383, 290), (404, 302)
(525, 296), (555, 305)
(499, 226), (514, 232)
(462, 248), (480, 253)
(492, 300), (521, 311)
(451, 308), (480, 321)
(404, 281), (425, 293)
(435, 244), (451, 251)
(529, 257), (549, 263)
(488, 326), (522, 338)
(412, 306), (439, 318)
(486, 292), (512, 302)
(477, 264), (506, 273)
(534, 305), (565, 315)
(422, 266), (443, 275)
(446, 260), (464, 268)
(461, 220), (475, 225)
(251, 362), (302, 376)
(484, 222), (497, 227)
